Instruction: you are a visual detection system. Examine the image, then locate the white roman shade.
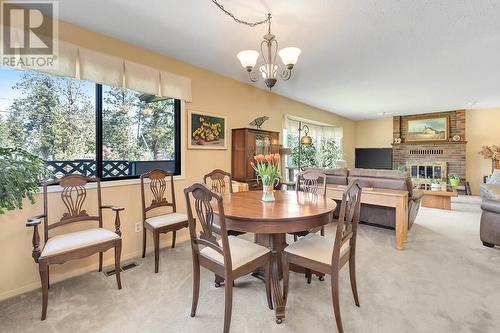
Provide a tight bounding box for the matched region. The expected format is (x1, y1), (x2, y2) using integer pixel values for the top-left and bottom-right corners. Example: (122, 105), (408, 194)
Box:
(0, 23), (192, 101)
(37, 41), (78, 78)
(124, 61), (160, 95)
(78, 48), (124, 87)
(161, 71), (192, 102)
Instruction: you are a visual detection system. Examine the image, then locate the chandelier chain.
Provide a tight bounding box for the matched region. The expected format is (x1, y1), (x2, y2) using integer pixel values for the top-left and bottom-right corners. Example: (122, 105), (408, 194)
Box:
(211, 0), (270, 27)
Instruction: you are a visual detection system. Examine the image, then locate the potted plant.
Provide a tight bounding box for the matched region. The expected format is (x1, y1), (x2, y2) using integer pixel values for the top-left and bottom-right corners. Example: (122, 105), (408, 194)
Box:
(251, 153), (281, 202)
(0, 148), (49, 215)
(448, 174), (460, 187)
(430, 179), (442, 191)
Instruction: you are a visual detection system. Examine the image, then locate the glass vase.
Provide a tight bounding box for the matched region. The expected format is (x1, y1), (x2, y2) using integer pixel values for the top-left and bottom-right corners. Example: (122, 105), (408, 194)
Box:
(261, 184), (275, 202)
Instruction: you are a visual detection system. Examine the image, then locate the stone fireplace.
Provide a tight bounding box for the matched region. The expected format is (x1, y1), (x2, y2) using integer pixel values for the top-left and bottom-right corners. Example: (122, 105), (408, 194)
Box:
(392, 110), (466, 188)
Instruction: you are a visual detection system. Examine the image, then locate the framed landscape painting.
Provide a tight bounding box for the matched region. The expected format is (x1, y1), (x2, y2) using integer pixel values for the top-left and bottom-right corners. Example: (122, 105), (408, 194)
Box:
(405, 114), (449, 142)
(188, 110), (227, 149)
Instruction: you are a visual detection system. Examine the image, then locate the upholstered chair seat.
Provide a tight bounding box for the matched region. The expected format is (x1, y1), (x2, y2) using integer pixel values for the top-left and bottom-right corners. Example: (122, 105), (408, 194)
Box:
(41, 228), (119, 257)
(285, 234), (349, 265)
(200, 236), (270, 270)
(145, 213), (189, 229)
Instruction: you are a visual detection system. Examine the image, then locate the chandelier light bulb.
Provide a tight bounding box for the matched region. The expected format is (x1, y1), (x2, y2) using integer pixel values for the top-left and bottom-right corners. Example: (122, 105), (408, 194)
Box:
(237, 50), (259, 71)
(278, 47), (301, 68)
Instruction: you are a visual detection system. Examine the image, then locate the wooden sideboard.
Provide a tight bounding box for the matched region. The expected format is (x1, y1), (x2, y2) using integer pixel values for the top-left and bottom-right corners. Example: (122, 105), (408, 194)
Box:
(231, 128), (280, 190)
(326, 185), (409, 250)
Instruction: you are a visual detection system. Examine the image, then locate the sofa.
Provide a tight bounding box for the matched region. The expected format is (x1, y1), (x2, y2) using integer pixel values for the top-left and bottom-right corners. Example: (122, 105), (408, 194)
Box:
(306, 167), (423, 230)
(480, 169), (500, 248)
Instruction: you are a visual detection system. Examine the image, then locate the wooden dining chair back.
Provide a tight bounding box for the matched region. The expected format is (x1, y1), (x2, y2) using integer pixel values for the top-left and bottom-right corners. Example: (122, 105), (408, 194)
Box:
(283, 179), (362, 333)
(204, 169), (245, 244)
(184, 183), (272, 333)
(295, 169), (327, 196)
(293, 169), (328, 241)
(333, 179), (362, 268)
(185, 183), (231, 268)
(203, 169), (233, 195)
(26, 174), (124, 320)
(140, 169), (188, 273)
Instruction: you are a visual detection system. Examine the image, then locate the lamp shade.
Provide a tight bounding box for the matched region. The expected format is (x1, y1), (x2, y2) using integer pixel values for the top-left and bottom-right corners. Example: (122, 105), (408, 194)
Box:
(300, 135), (312, 145)
(237, 50), (259, 69)
(278, 47), (301, 66)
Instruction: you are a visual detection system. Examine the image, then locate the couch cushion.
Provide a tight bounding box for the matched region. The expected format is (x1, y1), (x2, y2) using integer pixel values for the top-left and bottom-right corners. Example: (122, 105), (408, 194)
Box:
(200, 236), (270, 269)
(304, 167), (348, 185)
(480, 184), (500, 201)
(145, 213), (188, 229)
(349, 168), (409, 180)
(41, 228), (119, 257)
(284, 233), (349, 265)
(487, 169), (500, 185)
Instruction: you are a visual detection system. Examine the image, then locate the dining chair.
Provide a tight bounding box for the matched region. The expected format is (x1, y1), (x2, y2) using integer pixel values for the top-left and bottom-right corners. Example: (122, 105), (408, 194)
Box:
(282, 179), (362, 333)
(26, 174), (124, 320)
(184, 183), (273, 333)
(292, 169), (328, 240)
(203, 169), (246, 287)
(141, 169), (188, 273)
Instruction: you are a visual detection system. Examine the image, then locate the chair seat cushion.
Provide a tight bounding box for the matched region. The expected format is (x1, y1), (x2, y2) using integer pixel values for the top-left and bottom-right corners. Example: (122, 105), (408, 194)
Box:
(200, 236), (270, 270)
(284, 234), (349, 265)
(145, 213), (188, 229)
(41, 228), (119, 257)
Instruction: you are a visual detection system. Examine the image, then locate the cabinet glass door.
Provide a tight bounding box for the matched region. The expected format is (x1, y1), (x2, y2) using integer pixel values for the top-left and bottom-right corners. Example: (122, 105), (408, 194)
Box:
(255, 134), (272, 156)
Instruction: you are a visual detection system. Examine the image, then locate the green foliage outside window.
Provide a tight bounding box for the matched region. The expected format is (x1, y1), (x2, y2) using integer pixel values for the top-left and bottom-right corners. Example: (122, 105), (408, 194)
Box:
(0, 69), (176, 163)
(288, 135), (343, 169)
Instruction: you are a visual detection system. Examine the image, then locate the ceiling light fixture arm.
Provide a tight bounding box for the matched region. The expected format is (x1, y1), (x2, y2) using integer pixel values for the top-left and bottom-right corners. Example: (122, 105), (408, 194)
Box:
(211, 0), (270, 27)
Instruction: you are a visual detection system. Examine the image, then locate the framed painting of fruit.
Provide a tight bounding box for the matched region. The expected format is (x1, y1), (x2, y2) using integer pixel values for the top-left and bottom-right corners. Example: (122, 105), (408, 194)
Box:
(188, 110), (227, 149)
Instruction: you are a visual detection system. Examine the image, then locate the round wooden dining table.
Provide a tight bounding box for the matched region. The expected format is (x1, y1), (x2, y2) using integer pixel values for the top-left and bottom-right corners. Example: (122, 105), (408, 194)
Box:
(212, 190), (337, 324)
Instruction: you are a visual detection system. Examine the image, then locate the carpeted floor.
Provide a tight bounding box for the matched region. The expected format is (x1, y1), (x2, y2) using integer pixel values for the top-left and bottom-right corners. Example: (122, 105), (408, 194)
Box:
(1, 196), (499, 333)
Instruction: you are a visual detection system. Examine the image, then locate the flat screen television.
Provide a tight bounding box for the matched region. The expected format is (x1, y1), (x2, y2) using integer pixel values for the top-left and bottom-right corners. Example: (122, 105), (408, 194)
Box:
(355, 148), (393, 170)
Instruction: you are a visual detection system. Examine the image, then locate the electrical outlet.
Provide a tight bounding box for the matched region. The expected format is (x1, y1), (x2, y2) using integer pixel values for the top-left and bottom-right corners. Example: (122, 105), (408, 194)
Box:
(134, 222), (141, 233)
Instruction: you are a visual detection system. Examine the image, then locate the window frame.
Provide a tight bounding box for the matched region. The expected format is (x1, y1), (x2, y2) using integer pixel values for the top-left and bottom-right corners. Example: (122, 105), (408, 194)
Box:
(95, 84), (182, 181)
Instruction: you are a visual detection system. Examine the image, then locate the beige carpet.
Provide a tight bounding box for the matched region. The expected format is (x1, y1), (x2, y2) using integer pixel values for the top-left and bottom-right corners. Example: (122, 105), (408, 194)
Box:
(1, 196), (499, 333)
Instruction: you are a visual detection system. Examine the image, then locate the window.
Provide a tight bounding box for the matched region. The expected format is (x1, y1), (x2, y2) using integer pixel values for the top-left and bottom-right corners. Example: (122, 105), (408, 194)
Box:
(283, 116), (344, 180)
(0, 65), (181, 180)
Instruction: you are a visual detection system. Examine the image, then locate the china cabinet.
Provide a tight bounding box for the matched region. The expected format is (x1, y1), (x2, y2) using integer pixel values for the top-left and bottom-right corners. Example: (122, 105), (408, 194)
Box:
(231, 128), (280, 190)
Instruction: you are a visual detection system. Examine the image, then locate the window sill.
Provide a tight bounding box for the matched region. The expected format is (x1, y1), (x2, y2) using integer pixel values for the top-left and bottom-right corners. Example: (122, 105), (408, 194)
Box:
(41, 174), (186, 193)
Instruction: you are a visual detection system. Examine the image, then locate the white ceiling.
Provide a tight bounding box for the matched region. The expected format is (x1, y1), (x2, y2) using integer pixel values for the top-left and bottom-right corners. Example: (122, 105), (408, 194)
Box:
(55, 0), (500, 120)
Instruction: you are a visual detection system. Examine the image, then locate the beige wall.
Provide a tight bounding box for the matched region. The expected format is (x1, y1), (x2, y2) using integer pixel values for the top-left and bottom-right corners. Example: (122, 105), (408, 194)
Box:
(355, 117), (393, 148)
(0, 20), (355, 299)
(466, 109), (500, 194)
(354, 110), (500, 195)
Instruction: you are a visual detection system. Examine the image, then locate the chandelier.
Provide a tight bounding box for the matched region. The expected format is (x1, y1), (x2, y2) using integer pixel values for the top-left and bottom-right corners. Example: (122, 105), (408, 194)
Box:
(212, 1), (301, 90)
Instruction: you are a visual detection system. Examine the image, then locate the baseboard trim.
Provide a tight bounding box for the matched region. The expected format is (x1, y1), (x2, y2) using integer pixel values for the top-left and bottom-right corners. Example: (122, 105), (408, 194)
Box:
(0, 238), (188, 301)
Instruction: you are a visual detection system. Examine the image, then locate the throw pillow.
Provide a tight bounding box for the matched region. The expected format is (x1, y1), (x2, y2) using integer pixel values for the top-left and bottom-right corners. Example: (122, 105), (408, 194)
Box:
(487, 169), (500, 185)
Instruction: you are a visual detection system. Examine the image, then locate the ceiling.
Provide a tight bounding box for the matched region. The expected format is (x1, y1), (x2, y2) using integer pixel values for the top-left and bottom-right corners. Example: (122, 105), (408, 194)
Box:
(54, 0), (500, 120)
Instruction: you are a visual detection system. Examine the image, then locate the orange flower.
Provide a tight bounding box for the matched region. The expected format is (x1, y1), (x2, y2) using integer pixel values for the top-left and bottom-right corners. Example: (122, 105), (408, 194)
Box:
(254, 154), (265, 162)
(250, 161), (255, 167)
(265, 154), (274, 162)
(273, 153), (280, 161)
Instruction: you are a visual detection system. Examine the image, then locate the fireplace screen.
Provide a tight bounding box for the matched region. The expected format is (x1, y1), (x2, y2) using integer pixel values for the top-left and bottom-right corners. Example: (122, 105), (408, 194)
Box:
(408, 162), (447, 188)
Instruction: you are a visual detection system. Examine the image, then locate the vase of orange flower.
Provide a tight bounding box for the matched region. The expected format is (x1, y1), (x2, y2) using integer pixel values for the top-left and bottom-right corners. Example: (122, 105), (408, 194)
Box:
(251, 153), (281, 202)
